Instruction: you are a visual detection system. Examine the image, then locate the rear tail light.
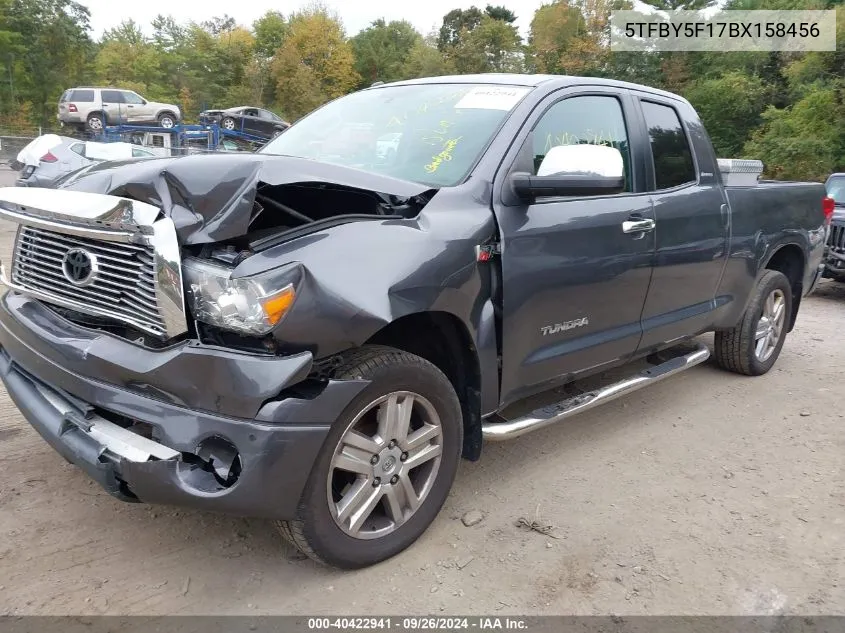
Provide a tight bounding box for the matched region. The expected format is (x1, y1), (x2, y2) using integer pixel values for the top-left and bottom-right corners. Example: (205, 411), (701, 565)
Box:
(68, 103), (78, 112)
(40, 152), (58, 163)
(823, 196), (835, 225)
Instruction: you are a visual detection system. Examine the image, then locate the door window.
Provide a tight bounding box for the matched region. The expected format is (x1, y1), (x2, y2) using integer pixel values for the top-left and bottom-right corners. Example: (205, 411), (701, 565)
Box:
(641, 101), (696, 190)
(123, 92), (145, 105)
(101, 90), (125, 104)
(530, 95), (633, 192)
(257, 109), (275, 120)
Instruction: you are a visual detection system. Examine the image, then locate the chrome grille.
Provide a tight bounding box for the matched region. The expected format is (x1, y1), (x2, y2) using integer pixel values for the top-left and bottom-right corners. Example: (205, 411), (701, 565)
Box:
(11, 226), (167, 335)
(828, 223), (845, 252)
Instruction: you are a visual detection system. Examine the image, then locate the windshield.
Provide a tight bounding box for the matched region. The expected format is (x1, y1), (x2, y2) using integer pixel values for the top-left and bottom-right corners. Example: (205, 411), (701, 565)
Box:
(260, 83), (532, 187)
(827, 176), (845, 204)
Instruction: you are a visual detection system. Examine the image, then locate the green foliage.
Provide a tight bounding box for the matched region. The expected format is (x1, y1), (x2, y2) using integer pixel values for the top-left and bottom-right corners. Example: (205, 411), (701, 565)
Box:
(437, 6), (524, 73)
(401, 36), (456, 78)
(252, 11), (287, 58)
(270, 5), (359, 120)
(1, 0), (93, 127)
(0, 0), (841, 180)
(685, 71), (769, 156)
(743, 84), (845, 180)
(351, 19), (421, 86)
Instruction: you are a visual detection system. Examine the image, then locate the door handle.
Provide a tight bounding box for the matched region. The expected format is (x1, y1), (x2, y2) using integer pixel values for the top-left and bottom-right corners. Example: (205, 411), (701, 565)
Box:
(622, 218), (656, 234)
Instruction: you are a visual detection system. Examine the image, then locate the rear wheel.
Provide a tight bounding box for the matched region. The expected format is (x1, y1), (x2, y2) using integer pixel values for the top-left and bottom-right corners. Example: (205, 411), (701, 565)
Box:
(276, 345), (462, 569)
(714, 270), (792, 376)
(86, 112), (104, 131)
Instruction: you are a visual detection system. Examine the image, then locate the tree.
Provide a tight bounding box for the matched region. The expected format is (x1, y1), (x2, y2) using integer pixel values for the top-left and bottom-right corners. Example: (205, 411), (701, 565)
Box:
(401, 35), (456, 78)
(485, 5), (517, 22)
(528, 0), (586, 73)
(2, 0), (94, 127)
(351, 19), (421, 86)
(437, 7), (483, 50)
(685, 71), (768, 156)
(743, 85), (845, 180)
(253, 11), (287, 58)
(202, 15), (236, 36)
(468, 15), (523, 72)
(639, 0), (717, 9)
(95, 30), (161, 96)
(438, 6), (523, 74)
(271, 5), (359, 120)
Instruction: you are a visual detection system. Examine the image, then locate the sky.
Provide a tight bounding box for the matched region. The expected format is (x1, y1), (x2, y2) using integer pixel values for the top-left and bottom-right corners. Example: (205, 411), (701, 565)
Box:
(78, 0), (550, 40)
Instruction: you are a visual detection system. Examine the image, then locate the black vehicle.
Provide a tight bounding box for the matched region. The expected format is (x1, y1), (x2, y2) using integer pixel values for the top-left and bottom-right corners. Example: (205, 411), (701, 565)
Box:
(0, 75), (830, 569)
(821, 173), (845, 281)
(199, 106), (290, 140)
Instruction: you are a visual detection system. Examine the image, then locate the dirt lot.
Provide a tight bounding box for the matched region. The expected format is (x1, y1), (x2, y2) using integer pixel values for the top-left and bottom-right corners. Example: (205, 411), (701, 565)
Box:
(0, 166), (843, 616)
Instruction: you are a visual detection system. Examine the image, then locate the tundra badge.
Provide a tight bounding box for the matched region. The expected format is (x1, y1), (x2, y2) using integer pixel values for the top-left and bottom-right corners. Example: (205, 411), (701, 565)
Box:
(541, 318), (589, 336)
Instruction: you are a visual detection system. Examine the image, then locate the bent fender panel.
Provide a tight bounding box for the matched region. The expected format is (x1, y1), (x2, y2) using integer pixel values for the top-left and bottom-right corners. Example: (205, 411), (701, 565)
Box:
(234, 185), (501, 414)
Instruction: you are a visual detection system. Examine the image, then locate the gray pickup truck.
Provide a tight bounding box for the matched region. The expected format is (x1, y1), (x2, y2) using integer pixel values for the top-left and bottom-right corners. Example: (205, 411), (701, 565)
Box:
(0, 74), (830, 569)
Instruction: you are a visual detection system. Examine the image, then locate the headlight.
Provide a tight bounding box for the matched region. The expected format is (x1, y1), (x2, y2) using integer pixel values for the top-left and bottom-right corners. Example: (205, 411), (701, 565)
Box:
(183, 257), (297, 336)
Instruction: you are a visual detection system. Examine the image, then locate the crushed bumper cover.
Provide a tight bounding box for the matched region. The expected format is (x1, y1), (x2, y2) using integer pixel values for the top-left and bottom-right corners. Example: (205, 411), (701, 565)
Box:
(0, 293), (370, 519)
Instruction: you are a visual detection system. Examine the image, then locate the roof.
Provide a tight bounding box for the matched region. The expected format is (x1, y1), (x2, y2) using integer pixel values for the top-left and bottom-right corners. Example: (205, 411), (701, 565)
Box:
(373, 73), (690, 105)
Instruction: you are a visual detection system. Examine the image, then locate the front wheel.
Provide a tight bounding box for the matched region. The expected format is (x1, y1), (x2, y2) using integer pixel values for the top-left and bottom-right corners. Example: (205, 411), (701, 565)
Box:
(157, 112), (176, 128)
(276, 345), (463, 569)
(714, 269), (792, 376)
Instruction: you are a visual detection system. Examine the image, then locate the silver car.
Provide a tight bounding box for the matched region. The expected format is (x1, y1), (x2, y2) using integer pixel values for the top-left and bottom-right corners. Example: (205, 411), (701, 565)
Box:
(58, 88), (182, 132)
(15, 135), (161, 188)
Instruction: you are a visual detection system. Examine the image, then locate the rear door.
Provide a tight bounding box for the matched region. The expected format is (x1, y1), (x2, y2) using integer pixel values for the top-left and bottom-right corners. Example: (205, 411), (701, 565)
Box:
(100, 89), (128, 124)
(633, 95), (729, 350)
(492, 87), (656, 406)
(240, 108), (262, 135)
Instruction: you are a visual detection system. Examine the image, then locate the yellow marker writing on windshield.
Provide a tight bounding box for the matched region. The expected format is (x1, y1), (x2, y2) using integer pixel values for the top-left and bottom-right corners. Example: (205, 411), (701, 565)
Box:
(425, 137), (463, 174)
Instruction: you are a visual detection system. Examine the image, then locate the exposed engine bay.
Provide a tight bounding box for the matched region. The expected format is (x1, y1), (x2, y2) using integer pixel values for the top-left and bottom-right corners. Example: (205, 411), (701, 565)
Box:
(243, 181), (434, 252)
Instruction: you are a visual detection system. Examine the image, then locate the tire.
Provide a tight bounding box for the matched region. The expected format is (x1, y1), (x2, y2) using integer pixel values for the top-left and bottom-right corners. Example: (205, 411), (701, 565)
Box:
(276, 345), (463, 569)
(157, 112), (176, 128)
(86, 112), (104, 131)
(221, 117), (236, 131)
(714, 270), (792, 376)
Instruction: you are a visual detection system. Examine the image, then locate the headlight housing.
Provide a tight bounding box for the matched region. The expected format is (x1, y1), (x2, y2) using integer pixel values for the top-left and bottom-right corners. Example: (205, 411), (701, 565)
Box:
(183, 257), (297, 336)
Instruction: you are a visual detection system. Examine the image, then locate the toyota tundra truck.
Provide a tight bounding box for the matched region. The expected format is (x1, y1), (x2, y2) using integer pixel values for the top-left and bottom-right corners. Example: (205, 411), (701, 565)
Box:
(0, 75), (831, 569)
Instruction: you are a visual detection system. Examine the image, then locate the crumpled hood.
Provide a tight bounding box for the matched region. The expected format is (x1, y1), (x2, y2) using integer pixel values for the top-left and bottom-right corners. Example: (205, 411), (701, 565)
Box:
(56, 152), (433, 245)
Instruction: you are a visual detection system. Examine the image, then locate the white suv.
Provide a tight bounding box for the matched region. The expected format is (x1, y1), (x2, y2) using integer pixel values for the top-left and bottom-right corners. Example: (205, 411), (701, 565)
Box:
(58, 87), (182, 131)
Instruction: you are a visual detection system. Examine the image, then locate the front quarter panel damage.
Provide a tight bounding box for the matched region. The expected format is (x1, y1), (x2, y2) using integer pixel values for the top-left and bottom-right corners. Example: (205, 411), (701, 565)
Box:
(232, 183), (498, 368)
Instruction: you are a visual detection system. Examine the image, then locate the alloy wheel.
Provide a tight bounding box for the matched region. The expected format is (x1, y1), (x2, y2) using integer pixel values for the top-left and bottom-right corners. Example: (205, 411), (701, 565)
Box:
(754, 288), (786, 362)
(327, 391), (443, 540)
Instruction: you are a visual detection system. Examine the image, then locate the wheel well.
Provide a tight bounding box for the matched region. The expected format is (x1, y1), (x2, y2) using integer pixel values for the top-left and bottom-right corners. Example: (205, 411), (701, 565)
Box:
(158, 111), (176, 119)
(765, 244), (804, 332)
(365, 312), (483, 461)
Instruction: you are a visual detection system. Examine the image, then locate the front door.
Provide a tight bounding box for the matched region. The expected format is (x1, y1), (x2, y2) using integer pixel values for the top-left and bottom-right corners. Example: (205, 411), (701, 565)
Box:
(633, 96), (730, 350)
(493, 89), (656, 406)
(122, 91), (149, 123)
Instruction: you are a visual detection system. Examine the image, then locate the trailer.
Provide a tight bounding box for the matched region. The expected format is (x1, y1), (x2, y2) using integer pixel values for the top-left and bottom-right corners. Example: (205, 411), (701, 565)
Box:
(89, 122), (268, 154)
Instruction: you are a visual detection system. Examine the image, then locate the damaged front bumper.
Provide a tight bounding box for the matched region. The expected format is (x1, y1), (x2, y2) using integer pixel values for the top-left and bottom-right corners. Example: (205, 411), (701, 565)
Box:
(0, 292), (369, 519)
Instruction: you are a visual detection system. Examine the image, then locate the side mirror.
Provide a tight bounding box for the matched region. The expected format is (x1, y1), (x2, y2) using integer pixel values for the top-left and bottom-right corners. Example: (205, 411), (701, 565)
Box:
(512, 144), (625, 201)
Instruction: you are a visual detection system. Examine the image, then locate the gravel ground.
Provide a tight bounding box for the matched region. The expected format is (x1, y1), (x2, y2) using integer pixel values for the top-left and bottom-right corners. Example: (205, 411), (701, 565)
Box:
(0, 167), (843, 616)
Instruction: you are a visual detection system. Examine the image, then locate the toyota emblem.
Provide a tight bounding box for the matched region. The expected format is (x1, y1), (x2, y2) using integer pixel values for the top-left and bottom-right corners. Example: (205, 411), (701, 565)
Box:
(62, 248), (98, 286)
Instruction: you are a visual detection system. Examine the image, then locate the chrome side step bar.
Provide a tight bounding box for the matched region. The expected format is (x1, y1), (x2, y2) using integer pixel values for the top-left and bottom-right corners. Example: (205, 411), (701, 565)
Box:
(482, 343), (711, 441)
